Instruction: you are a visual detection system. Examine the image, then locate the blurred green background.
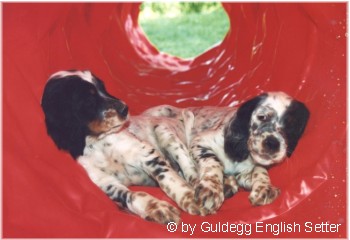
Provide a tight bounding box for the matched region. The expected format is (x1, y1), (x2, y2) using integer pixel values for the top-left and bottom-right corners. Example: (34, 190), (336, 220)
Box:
(139, 2), (230, 59)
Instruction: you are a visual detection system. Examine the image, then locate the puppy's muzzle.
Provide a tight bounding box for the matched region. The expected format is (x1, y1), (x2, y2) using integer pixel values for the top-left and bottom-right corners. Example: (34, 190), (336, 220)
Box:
(104, 98), (129, 119)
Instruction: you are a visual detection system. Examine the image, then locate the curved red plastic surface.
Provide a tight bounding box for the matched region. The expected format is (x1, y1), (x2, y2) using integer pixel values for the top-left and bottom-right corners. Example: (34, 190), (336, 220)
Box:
(3, 3), (346, 238)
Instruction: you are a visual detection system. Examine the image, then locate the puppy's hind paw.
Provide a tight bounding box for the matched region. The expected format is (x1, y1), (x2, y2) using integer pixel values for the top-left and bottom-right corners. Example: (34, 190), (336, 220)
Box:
(194, 180), (224, 214)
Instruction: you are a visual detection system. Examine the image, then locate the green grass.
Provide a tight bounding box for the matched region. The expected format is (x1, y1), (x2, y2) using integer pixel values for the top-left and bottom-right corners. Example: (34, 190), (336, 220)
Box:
(139, 7), (230, 59)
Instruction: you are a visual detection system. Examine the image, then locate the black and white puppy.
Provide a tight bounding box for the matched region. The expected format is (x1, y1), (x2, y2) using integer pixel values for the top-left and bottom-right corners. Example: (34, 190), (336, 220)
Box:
(143, 92), (310, 214)
(41, 70), (203, 224)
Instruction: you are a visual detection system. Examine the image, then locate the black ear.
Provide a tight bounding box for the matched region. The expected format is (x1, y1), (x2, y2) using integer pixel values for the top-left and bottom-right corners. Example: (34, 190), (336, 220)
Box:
(282, 100), (310, 157)
(224, 94), (267, 162)
(41, 78), (88, 159)
(43, 114), (87, 159)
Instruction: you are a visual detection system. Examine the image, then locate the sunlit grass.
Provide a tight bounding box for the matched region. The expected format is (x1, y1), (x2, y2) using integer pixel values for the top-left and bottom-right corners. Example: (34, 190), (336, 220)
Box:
(139, 4), (230, 59)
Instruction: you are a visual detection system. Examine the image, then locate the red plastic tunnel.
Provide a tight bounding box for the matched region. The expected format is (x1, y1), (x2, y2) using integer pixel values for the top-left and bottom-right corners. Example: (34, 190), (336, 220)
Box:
(3, 3), (346, 238)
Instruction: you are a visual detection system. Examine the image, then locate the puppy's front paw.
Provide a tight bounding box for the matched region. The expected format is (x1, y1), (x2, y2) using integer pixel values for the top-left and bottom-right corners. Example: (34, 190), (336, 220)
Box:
(223, 175), (239, 199)
(184, 169), (199, 187)
(144, 200), (181, 224)
(194, 178), (224, 214)
(249, 185), (280, 206)
(179, 190), (208, 216)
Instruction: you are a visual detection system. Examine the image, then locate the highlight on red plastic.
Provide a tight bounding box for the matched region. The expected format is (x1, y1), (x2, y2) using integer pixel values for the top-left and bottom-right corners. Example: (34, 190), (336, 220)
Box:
(3, 3), (346, 238)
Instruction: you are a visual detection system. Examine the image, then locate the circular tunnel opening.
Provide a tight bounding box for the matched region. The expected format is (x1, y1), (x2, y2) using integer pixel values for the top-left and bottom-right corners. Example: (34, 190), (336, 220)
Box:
(138, 2), (230, 59)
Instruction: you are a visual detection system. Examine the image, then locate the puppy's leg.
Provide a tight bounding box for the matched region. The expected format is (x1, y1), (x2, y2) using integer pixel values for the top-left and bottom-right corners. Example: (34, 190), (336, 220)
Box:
(140, 144), (205, 216)
(248, 166), (280, 205)
(238, 166), (280, 206)
(106, 183), (181, 224)
(223, 175), (239, 199)
(235, 170), (253, 190)
(190, 135), (225, 214)
(153, 124), (198, 185)
(77, 165), (181, 224)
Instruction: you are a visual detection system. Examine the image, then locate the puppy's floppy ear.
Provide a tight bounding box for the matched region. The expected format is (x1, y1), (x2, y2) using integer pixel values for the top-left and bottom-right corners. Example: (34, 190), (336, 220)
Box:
(41, 78), (89, 159)
(282, 100), (310, 157)
(224, 93), (267, 162)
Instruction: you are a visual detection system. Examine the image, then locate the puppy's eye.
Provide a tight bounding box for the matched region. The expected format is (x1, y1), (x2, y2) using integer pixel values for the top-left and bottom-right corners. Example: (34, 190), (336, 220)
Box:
(257, 114), (268, 122)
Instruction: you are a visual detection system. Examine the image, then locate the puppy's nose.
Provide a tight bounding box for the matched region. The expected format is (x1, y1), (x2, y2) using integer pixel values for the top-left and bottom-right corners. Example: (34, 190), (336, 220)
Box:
(118, 105), (129, 118)
(107, 98), (128, 118)
(263, 136), (280, 153)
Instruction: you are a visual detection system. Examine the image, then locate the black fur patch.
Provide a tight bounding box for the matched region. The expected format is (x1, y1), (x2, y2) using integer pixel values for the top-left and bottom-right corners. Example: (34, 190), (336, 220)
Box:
(145, 157), (163, 168)
(224, 94), (267, 162)
(111, 189), (129, 208)
(41, 77), (96, 158)
(153, 167), (169, 177)
(282, 100), (310, 157)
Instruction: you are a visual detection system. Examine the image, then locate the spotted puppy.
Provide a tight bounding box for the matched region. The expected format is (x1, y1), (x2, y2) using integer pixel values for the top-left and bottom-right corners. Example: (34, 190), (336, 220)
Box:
(143, 92), (310, 213)
(41, 70), (202, 224)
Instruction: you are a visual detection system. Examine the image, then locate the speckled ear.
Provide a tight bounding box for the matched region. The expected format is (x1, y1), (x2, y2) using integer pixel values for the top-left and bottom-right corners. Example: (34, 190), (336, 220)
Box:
(224, 94), (267, 162)
(282, 100), (310, 157)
